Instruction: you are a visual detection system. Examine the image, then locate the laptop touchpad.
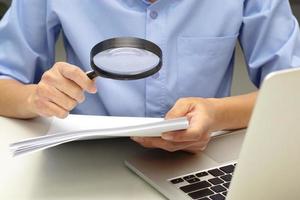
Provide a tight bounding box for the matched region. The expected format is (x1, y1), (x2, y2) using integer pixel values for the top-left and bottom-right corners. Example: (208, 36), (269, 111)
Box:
(203, 129), (246, 163)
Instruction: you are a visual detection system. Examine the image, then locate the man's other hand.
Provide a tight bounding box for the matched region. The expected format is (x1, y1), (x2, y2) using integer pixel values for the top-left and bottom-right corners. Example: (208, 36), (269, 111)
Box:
(132, 98), (220, 153)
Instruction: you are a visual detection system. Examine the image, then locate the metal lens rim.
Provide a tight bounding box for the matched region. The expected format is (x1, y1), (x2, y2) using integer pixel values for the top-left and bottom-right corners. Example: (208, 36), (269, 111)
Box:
(90, 37), (162, 80)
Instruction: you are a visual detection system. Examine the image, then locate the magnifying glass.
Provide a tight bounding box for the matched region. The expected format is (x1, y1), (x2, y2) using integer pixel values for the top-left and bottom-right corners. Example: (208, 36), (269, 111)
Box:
(87, 37), (162, 80)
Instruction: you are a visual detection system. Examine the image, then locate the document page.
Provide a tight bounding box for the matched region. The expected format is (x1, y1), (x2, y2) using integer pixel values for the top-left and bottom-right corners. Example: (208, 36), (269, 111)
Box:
(47, 114), (164, 138)
(10, 114), (189, 157)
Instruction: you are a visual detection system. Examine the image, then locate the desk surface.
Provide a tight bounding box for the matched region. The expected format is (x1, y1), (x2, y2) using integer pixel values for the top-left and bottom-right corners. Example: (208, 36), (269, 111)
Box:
(0, 116), (166, 200)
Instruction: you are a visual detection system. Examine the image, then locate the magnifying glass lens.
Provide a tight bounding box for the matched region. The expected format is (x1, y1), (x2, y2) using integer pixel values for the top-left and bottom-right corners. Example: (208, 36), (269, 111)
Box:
(89, 37), (162, 80)
(93, 47), (160, 75)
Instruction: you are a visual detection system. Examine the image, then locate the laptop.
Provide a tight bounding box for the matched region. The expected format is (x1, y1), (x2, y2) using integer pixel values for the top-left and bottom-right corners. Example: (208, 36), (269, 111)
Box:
(125, 68), (300, 200)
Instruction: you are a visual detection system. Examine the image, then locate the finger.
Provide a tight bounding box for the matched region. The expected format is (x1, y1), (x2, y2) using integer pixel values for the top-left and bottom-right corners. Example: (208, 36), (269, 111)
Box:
(35, 98), (69, 119)
(165, 98), (192, 119)
(183, 142), (209, 154)
(55, 62), (97, 93)
(48, 87), (78, 111)
(37, 82), (79, 111)
(162, 112), (210, 142)
(162, 128), (210, 142)
(131, 137), (157, 149)
(41, 68), (86, 103)
(54, 77), (86, 103)
(131, 137), (196, 152)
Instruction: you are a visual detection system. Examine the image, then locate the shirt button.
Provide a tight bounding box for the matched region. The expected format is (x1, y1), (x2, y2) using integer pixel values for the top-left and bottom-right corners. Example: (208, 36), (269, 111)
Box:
(150, 10), (158, 19)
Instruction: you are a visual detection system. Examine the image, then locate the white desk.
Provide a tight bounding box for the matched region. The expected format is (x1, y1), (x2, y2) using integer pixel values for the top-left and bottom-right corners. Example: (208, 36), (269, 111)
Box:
(0, 116), (166, 200)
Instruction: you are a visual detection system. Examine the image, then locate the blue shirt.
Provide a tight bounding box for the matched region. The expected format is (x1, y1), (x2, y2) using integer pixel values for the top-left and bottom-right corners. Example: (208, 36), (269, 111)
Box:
(0, 0), (300, 117)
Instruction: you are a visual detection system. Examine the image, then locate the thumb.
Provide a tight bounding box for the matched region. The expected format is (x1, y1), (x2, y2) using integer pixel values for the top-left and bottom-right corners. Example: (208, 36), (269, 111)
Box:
(165, 99), (192, 119)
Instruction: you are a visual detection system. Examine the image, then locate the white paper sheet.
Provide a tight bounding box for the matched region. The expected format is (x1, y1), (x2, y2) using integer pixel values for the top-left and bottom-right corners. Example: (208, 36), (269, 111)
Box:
(10, 115), (189, 157)
(47, 114), (165, 138)
(46, 114), (230, 139)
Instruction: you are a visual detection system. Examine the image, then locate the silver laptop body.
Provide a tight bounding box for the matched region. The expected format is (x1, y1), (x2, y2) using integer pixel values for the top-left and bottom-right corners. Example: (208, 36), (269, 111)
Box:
(125, 68), (300, 200)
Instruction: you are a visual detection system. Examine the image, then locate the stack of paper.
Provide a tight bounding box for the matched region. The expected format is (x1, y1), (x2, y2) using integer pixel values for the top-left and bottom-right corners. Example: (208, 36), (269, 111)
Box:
(9, 115), (189, 157)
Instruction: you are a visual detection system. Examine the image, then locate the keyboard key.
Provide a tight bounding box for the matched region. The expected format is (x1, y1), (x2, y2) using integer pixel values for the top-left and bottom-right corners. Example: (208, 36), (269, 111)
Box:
(211, 185), (227, 193)
(222, 191), (227, 196)
(183, 175), (195, 181)
(196, 171), (208, 177)
(208, 177), (224, 185)
(188, 188), (214, 199)
(220, 165), (235, 174)
(208, 168), (224, 177)
(170, 178), (184, 184)
(180, 181), (211, 193)
(210, 194), (225, 200)
(186, 177), (200, 183)
(220, 174), (232, 182)
(223, 182), (230, 189)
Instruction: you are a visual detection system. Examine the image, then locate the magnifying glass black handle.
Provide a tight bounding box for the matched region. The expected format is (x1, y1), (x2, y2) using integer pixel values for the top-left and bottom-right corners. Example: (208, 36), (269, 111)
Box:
(86, 71), (98, 79)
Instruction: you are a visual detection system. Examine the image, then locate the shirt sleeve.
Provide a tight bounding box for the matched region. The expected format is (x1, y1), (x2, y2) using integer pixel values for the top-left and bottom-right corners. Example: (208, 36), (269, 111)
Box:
(0, 0), (60, 84)
(240, 0), (300, 87)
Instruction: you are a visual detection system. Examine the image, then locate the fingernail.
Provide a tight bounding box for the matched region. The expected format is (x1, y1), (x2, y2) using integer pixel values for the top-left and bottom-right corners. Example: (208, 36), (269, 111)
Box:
(131, 137), (143, 142)
(162, 133), (173, 141)
(89, 85), (97, 93)
(131, 136), (136, 140)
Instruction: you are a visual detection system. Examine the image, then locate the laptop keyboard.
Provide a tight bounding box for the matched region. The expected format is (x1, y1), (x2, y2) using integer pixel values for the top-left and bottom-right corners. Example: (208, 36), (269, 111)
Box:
(169, 162), (236, 200)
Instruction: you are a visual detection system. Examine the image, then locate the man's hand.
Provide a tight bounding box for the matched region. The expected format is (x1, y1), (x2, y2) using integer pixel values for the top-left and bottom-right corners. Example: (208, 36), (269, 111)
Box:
(132, 93), (257, 153)
(28, 62), (97, 118)
(132, 98), (218, 153)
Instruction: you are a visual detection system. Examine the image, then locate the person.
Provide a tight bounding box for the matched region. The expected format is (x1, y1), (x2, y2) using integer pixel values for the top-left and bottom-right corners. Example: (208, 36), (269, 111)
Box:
(0, 0), (299, 153)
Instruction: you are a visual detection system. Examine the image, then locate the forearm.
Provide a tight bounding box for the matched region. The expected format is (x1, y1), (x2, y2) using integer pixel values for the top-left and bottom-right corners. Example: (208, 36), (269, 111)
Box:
(0, 79), (38, 119)
(211, 91), (258, 131)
